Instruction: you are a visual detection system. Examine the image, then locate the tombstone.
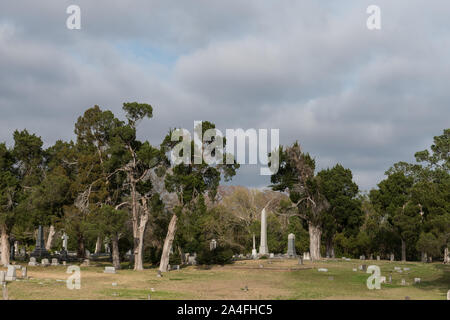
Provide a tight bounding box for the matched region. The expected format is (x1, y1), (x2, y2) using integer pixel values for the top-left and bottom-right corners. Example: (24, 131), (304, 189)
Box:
(9, 242), (15, 261)
(258, 207), (269, 255)
(104, 267), (116, 274)
(403, 267), (410, 271)
(376, 256), (380, 261)
(30, 225), (49, 258)
(345, 258), (351, 261)
(14, 241), (19, 255)
(447, 290), (450, 300)
(360, 255), (365, 260)
(298, 257), (303, 265)
(63, 261), (67, 266)
(188, 255), (197, 265)
(81, 259), (90, 266)
(269, 253), (274, 259)
(85, 249), (91, 258)
(41, 258), (50, 266)
(390, 253), (395, 262)
(380, 276), (386, 284)
(414, 278), (421, 284)
(388, 274), (392, 284)
(20, 248), (26, 256)
(51, 258), (59, 266)
(303, 252), (311, 261)
(209, 239), (217, 251)
(287, 233), (297, 258)
(352, 268), (357, 272)
(62, 233), (69, 251)
(105, 242), (111, 254)
(0, 271), (5, 286)
(394, 267), (401, 271)
(21, 267), (27, 279)
(401, 279), (406, 286)
(5, 265), (16, 281)
(317, 268), (328, 272)
(251, 234), (257, 259)
(28, 257), (38, 266)
(369, 254), (373, 260)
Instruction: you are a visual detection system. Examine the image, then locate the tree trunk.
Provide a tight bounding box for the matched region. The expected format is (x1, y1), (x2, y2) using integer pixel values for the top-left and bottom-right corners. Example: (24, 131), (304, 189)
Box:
(45, 225), (56, 251)
(178, 246), (185, 265)
(308, 223), (322, 261)
(0, 225), (10, 266)
(77, 234), (85, 259)
(159, 214), (178, 273)
(134, 211), (149, 271)
(94, 236), (102, 254)
(112, 234), (120, 269)
(444, 247), (449, 264)
(401, 239), (406, 262)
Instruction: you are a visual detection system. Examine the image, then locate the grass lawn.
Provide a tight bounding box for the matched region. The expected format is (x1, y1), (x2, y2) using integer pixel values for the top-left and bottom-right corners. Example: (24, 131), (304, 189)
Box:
(2, 258), (449, 300)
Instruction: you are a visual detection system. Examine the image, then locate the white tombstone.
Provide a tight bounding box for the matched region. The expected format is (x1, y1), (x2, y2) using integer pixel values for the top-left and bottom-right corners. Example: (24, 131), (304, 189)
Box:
(403, 267), (410, 271)
(380, 276), (386, 284)
(5, 265), (16, 281)
(414, 278), (421, 284)
(104, 266), (116, 274)
(447, 290), (450, 300)
(210, 239), (217, 251)
(28, 257), (38, 266)
(376, 256), (380, 261)
(0, 271), (5, 285)
(401, 279), (406, 286)
(303, 252), (311, 261)
(318, 268), (328, 272)
(51, 258), (59, 266)
(259, 208), (269, 255)
(269, 253), (274, 259)
(251, 233), (257, 259)
(41, 258), (50, 266)
(21, 267), (27, 279)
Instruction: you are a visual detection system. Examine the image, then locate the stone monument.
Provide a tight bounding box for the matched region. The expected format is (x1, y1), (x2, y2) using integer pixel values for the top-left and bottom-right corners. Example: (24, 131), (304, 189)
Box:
(259, 208), (269, 255)
(30, 225), (49, 258)
(210, 239), (217, 251)
(287, 233), (296, 258)
(251, 233), (257, 258)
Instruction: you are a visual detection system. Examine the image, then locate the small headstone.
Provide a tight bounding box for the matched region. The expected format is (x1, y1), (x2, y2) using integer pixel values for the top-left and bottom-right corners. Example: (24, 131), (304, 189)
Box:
(269, 253), (274, 259)
(63, 261), (67, 266)
(447, 290), (450, 300)
(209, 239), (217, 251)
(5, 265), (16, 281)
(259, 264), (264, 269)
(390, 253), (395, 262)
(380, 276), (386, 284)
(403, 267), (410, 271)
(369, 254), (373, 260)
(317, 268), (328, 272)
(157, 270), (162, 277)
(81, 259), (90, 266)
(376, 256), (380, 261)
(388, 274), (392, 284)
(303, 252), (311, 261)
(345, 258), (351, 261)
(297, 257), (303, 265)
(41, 258), (50, 266)
(104, 267), (116, 274)
(401, 279), (406, 286)
(394, 267), (401, 271)
(414, 278), (421, 284)
(112, 282), (117, 286)
(352, 268), (357, 272)
(28, 257), (38, 266)
(0, 271), (5, 285)
(51, 258), (59, 266)
(21, 267), (27, 279)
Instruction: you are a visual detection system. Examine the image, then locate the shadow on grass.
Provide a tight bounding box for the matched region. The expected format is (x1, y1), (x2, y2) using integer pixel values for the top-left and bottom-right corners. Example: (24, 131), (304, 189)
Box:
(413, 264), (450, 295)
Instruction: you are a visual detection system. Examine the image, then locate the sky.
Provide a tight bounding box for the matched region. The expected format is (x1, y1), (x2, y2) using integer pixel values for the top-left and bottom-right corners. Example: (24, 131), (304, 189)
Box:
(0, 1), (449, 192)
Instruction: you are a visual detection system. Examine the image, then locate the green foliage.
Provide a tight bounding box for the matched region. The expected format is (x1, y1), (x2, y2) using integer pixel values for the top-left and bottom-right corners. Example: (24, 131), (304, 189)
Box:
(197, 245), (234, 266)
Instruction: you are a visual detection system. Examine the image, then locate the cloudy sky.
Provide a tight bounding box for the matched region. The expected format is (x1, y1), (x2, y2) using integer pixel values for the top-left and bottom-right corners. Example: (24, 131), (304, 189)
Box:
(0, 1), (449, 191)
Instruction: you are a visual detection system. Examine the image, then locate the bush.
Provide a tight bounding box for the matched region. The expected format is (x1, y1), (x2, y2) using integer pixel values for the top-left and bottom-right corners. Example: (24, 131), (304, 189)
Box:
(197, 245), (234, 266)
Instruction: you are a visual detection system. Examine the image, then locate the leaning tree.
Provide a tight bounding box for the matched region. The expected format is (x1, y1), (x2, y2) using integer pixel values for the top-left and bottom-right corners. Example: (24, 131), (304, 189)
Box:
(270, 142), (329, 261)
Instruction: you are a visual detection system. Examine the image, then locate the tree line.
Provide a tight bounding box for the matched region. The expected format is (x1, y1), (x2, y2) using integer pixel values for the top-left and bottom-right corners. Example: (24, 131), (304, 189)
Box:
(0, 103), (448, 270)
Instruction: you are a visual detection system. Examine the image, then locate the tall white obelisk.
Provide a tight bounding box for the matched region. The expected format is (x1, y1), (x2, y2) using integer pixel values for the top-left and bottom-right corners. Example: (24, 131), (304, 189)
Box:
(259, 208), (269, 255)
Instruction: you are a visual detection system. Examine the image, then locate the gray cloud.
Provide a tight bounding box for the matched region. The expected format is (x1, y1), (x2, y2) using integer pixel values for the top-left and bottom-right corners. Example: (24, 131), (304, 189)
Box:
(0, 1), (449, 191)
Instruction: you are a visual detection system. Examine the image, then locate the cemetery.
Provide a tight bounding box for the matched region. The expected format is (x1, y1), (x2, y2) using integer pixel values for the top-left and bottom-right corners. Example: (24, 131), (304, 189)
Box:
(0, 105), (448, 301)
